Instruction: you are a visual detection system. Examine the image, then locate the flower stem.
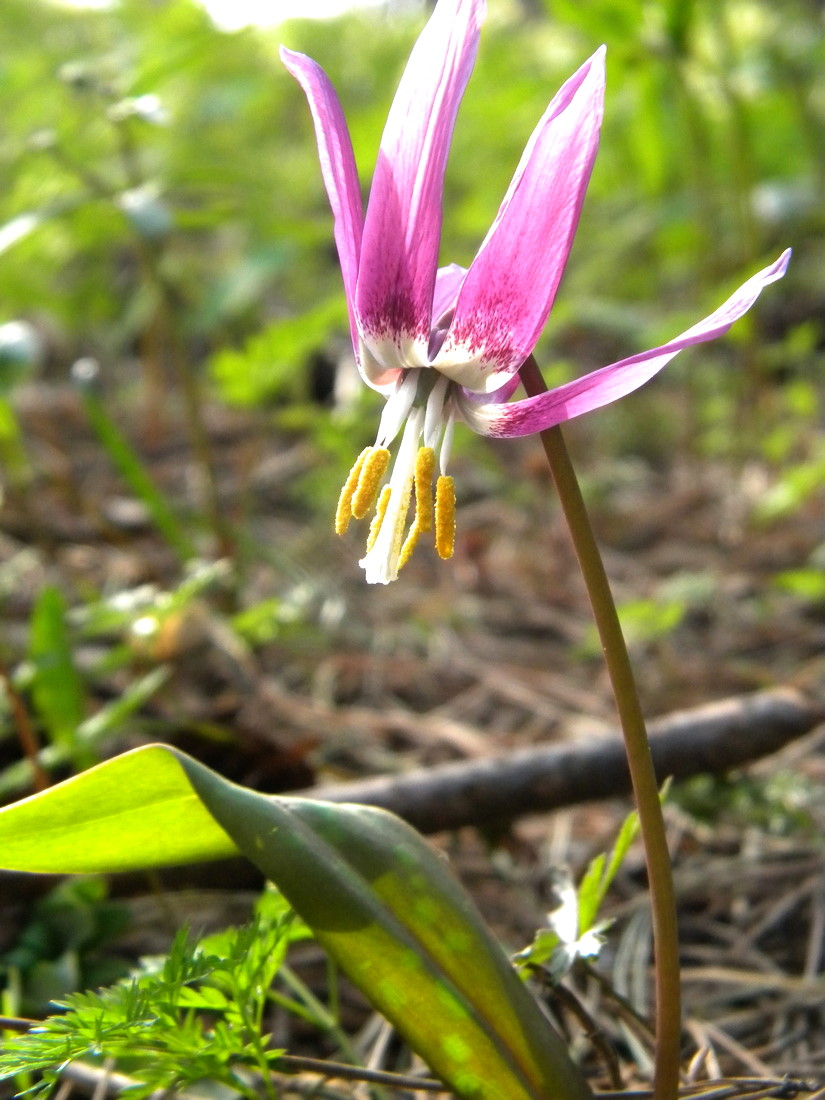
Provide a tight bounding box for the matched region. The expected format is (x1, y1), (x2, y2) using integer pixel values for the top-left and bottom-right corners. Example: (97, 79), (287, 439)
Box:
(520, 356), (681, 1100)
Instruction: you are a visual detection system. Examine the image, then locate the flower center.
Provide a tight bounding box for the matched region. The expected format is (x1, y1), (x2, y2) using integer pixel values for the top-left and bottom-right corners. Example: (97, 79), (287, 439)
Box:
(334, 370), (456, 584)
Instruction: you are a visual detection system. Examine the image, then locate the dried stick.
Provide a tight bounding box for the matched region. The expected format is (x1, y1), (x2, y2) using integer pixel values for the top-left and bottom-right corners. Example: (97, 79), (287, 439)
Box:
(306, 688), (821, 835)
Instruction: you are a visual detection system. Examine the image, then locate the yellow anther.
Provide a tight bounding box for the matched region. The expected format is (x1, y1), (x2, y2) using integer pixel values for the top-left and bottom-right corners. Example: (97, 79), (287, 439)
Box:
(396, 449), (435, 571)
(435, 475), (456, 560)
(365, 485), (392, 552)
(352, 447), (390, 519)
(335, 447), (370, 535)
(398, 522), (421, 571)
(413, 447), (435, 533)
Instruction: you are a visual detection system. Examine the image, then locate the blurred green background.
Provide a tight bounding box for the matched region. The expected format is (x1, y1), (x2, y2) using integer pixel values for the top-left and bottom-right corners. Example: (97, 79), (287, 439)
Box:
(1, 0), (822, 424)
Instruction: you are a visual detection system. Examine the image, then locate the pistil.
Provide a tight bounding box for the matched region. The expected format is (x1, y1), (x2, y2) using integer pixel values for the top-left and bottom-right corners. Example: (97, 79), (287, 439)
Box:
(359, 407), (424, 584)
(366, 485), (392, 552)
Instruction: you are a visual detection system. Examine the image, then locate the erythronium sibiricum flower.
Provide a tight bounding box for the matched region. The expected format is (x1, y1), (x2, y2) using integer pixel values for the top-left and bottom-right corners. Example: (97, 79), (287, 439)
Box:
(281, 0), (790, 585)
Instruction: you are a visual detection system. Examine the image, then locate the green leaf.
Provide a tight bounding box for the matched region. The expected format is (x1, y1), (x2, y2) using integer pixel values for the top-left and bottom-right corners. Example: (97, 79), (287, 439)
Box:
(0, 746), (591, 1100)
(773, 567), (825, 602)
(28, 586), (86, 752)
(576, 855), (606, 937)
(174, 986), (231, 1011)
(578, 809), (640, 936)
(0, 746), (236, 872)
(516, 809), (643, 985)
(0, 921), (294, 1097)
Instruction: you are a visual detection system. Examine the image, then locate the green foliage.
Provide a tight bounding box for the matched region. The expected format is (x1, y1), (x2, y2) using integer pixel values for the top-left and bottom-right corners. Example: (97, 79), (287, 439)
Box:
(209, 297), (347, 408)
(616, 597), (687, 647)
(579, 596), (685, 658)
(0, 562), (242, 797)
(0, 906), (309, 1100)
(577, 810), (641, 936)
(231, 590), (317, 647)
(752, 440), (825, 523)
(1, 0), (296, 340)
(1, 878), (130, 1017)
(674, 770), (818, 836)
(1, 0), (819, 363)
(578, 571), (722, 658)
(773, 565), (825, 603)
(0, 744), (591, 1100)
(0, 0), (816, 563)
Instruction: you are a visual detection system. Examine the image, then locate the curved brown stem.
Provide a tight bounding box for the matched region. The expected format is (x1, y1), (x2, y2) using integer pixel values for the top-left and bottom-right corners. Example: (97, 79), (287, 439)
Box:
(520, 355), (682, 1100)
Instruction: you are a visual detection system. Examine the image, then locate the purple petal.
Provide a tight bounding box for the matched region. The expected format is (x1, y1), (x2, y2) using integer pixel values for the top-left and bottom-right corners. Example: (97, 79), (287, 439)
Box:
(434, 47), (606, 393)
(360, 263), (468, 392)
(356, 0), (485, 369)
(427, 263), (468, 361)
(459, 250), (791, 438)
(433, 263), (467, 324)
(280, 47), (364, 358)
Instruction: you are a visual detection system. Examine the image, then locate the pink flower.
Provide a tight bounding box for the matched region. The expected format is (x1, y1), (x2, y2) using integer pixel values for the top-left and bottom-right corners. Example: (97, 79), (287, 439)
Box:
(281, 0), (789, 585)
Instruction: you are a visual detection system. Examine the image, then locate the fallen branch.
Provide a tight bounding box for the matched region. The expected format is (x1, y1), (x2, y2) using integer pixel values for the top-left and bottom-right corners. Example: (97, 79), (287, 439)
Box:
(306, 688), (823, 834)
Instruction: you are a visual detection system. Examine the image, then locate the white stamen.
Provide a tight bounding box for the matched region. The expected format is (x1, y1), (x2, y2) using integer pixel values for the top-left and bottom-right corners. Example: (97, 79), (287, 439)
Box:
(376, 370), (420, 447)
(439, 407), (456, 475)
(423, 372), (450, 449)
(360, 406), (425, 584)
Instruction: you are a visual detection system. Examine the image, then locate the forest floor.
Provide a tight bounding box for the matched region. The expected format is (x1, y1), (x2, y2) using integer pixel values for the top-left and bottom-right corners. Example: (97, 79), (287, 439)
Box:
(2, 377), (824, 1095)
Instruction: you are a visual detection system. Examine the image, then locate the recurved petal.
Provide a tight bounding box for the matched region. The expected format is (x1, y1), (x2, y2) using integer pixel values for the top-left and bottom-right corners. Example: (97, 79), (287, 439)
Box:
(356, 0), (485, 370)
(280, 47), (364, 356)
(459, 250), (791, 438)
(434, 47), (606, 394)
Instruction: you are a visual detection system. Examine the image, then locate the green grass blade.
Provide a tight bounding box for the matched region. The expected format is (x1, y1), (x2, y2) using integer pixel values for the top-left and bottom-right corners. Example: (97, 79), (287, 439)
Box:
(0, 667), (170, 799)
(78, 384), (196, 562)
(28, 585), (86, 753)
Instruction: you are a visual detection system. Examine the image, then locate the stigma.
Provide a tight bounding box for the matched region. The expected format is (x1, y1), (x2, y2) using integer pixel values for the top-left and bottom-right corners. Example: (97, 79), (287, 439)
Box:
(334, 371), (456, 584)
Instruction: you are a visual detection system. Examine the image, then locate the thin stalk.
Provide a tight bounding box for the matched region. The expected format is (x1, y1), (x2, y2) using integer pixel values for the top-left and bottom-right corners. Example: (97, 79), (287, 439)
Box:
(77, 371), (196, 563)
(0, 662), (48, 792)
(520, 356), (681, 1100)
(138, 242), (235, 559)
